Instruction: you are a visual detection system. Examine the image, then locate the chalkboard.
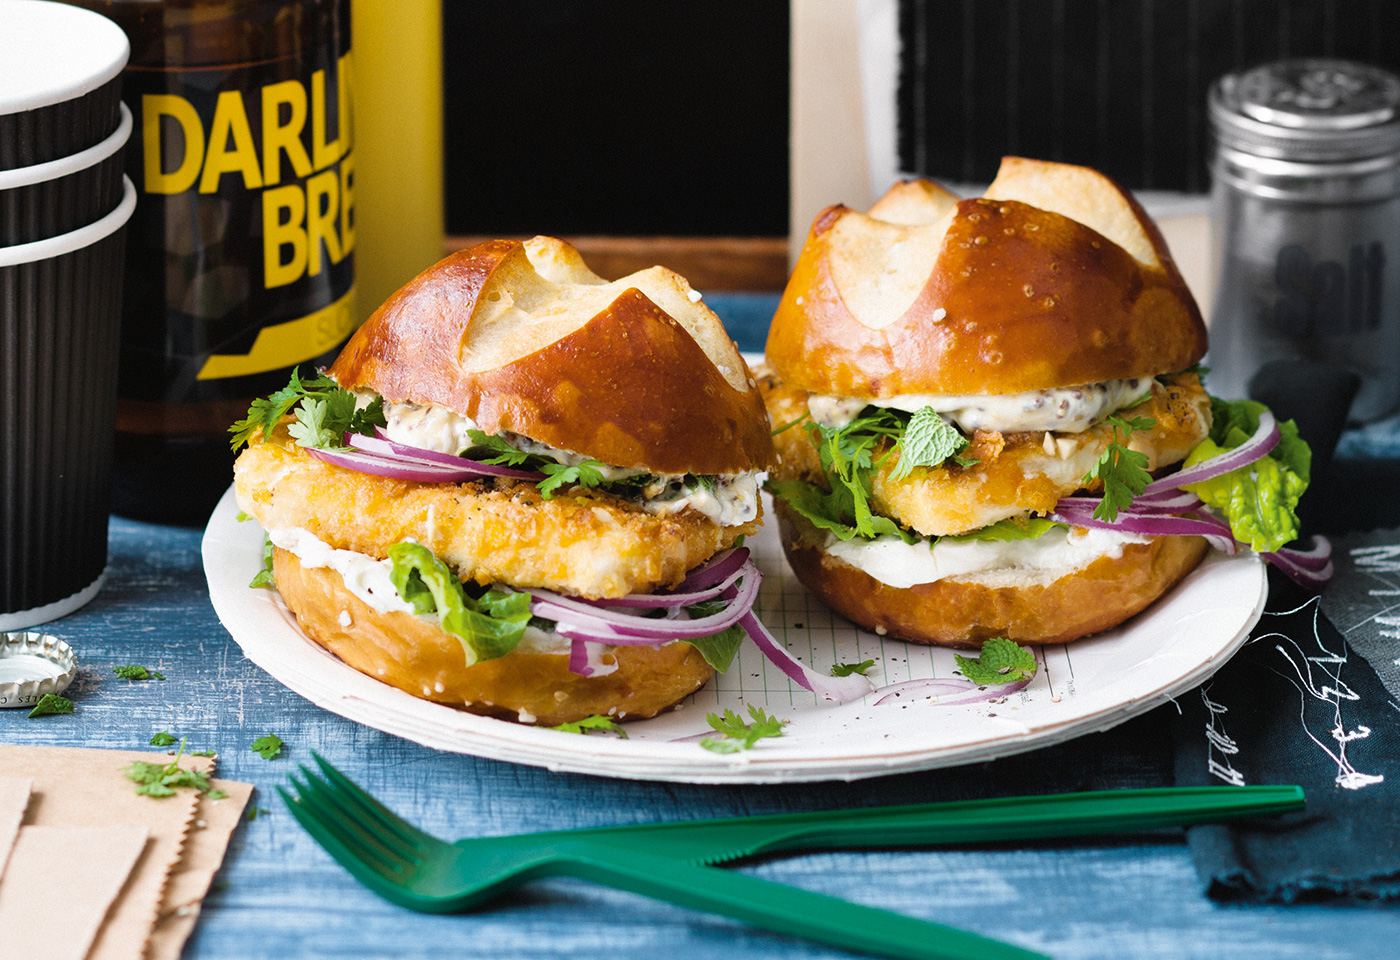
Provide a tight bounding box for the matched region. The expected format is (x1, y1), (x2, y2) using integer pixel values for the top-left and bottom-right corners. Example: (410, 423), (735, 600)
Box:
(442, 3), (789, 237)
(898, 0), (1400, 192)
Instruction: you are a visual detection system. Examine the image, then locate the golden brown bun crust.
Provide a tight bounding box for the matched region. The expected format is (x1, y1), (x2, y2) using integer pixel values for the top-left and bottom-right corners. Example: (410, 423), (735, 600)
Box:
(766, 161), (1207, 397)
(329, 240), (774, 476)
(774, 500), (1209, 648)
(272, 548), (714, 725)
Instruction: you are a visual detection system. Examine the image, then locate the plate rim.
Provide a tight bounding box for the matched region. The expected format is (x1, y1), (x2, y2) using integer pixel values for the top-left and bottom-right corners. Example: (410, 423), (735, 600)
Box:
(203, 486), (1266, 783)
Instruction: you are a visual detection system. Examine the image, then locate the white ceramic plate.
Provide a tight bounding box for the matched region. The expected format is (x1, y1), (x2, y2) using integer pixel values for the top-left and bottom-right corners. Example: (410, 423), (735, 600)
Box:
(203, 485), (1266, 784)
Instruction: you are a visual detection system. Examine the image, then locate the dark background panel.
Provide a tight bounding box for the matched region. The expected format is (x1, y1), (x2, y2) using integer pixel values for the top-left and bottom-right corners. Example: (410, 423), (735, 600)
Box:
(898, 0), (1400, 192)
(442, 2), (789, 237)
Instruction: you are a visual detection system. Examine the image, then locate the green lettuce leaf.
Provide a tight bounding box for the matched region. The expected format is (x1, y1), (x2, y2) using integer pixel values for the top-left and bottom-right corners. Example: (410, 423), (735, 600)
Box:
(945, 518), (1064, 543)
(387, 542), (531, 666)
(1182, 398), (1310, 553)
(765, 478), (916, 543)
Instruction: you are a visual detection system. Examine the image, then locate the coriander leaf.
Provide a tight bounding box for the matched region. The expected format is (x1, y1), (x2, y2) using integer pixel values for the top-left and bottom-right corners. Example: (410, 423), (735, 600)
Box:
(387, 542), (530, 666)
(548, 715), (629, 738)
(114, 664), (164, 681)
(831, 659), (876, 677)
(771, 411), (811, 436)
(700, 705), (785, 753)
(537, 460), (607, 498)
(889, 408), (971, 481)
(464, 429), (533, 466)
(954, 637), (1038, 686)
(250, 734), (284, 760)
(247, 806), (270, 821)
(191, 750), (219, 758)
(1082, 414), (1156, 522)
(228, 369), (385, 453)
(123, 738), (220, 798)
(149, 731), (179, 747)
(27, 694), (73, 717)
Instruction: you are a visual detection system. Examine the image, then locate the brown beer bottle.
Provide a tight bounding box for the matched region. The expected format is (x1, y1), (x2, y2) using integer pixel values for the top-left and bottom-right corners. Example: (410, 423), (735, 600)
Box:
(62, 0), (355, 524)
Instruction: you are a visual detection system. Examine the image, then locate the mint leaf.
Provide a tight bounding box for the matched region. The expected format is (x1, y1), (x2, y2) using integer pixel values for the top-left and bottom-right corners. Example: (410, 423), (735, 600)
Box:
(250, 734), (284, 759)
(149, 731), (178, 747)
(1082, 415), (1156, 521)
(27, 694), (73, 717)
(683, 624), (746, 673)
(700, 705), (785, 752)
(831, 659), (876, 677)
(889, 407), (971, 481)
(954, 637), (1038, 686)
(548, 715), (629, 737)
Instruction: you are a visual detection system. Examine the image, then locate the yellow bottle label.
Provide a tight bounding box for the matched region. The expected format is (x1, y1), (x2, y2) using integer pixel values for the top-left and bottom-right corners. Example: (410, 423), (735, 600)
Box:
(118, 36), (355, 400)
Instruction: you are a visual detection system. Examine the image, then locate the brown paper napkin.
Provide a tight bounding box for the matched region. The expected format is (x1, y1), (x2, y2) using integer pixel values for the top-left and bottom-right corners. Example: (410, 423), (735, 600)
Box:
(0, 745), (250, 960)
(0, 776), (31, 873)
(0, 825), (148, 960)
(147, 777), (254, 960)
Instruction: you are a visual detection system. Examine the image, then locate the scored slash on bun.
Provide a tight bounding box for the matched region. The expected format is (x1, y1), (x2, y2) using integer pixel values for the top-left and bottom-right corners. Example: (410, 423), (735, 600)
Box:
(765, 156), (1207, 398)
(330, 236), (774, 477)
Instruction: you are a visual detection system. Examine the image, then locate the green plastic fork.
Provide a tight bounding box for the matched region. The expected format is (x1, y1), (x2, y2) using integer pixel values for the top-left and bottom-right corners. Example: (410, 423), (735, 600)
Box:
(280, 755), (1047, 960)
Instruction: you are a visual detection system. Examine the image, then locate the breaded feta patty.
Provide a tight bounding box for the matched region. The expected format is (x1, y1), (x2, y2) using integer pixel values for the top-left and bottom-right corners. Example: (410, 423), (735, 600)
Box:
(235, 423), (761, 600)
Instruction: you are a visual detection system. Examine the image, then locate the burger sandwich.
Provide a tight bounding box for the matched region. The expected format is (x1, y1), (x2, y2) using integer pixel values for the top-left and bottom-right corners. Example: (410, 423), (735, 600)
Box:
(231, 237), (868, 726)
(760, 157), (1330, 648)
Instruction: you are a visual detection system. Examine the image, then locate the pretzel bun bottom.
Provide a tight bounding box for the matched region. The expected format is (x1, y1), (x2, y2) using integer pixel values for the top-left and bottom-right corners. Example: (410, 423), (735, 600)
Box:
(272, 549), (715, 725)
(774, 502), (1208, 648)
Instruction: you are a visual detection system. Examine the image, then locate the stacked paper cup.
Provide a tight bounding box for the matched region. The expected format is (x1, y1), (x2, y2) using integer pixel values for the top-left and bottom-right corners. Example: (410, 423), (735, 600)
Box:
(0, 0), (134, 630)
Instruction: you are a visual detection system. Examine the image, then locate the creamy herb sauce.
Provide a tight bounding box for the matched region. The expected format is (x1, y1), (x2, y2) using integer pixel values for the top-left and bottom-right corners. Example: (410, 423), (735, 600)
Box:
(809, 377), (1153, 434)
(825, 525), (1151, 589)
(366, 395), (759, 526)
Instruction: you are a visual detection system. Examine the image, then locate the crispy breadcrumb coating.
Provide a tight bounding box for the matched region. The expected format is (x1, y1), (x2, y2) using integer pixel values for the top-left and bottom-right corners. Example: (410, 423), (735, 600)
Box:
(234, 425), (759, 599)
(759, 367), (1210, 537)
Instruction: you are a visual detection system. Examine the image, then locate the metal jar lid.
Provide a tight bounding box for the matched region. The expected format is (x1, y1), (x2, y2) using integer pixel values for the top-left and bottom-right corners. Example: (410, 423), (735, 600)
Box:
(1209, 58), (1400, 162)
(0, 632), (77, 709)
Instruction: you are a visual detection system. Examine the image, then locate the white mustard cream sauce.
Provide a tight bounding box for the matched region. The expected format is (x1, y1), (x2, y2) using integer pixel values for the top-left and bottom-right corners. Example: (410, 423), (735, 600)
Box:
(363, 394), (760, 526)
(266, 527), (574, 656)
(808, 377), (1153, 435)
(825, 525), (1152, 590)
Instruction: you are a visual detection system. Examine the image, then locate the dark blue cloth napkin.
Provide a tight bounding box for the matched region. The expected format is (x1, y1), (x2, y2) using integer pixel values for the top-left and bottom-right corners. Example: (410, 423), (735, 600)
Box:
(1172, 570), (1400, 902)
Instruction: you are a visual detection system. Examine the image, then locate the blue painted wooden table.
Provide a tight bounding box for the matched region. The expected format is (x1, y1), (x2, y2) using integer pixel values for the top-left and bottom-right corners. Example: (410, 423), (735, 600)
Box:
(3, 513), (1398, 960)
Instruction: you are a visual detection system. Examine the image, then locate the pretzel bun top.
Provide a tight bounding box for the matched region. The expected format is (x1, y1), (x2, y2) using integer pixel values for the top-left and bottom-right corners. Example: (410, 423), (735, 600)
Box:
(330, 237), (775, 476)
(765, 157), (1207, 398)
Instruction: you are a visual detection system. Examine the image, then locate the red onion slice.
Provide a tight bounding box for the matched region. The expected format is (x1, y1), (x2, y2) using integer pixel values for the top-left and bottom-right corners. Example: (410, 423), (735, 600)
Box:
(676, 548), (749, 593)
(872, 671), (1035, 707)
(528, 568), (760, 640)
(307, 446), (497, 483)
(348, 432), (544, 480)
(1049, 505), (1239, 554)
(737, 610), (874, 701)
(1261, 536), (1334, 587)
(1141, 410), (1280, 495)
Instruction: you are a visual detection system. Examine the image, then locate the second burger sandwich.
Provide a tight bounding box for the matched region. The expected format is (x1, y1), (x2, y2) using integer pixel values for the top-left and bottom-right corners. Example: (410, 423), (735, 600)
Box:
(232, 237), (868, 726)
(761, 157), (1329, 648)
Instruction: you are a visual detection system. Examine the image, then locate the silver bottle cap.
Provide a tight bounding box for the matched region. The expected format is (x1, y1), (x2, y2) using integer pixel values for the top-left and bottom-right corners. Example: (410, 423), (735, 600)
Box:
(0, 632), (77, 709)
(1209, 58), (1400, 162)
